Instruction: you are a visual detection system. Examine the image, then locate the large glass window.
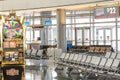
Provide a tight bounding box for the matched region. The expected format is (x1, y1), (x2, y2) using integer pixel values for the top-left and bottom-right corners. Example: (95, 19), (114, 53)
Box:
(34, 18), (40, 25)
(26, 27), (33, 43)
(16, 4), (120, 52)
(34, 29), (41, 41)
(66, 5), (120, 52)
(24, 11), (57, 45)
(66, 10), (91, 46)
(47, 26), (57, 45)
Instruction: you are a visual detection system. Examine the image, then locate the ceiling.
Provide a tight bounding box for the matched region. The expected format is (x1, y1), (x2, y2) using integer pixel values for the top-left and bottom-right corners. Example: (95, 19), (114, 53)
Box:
(0, 0), (117, 12)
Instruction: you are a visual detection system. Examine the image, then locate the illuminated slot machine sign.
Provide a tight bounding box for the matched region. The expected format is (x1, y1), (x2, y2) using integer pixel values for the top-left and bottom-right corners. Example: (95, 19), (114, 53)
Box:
(4, 21), (23, 39)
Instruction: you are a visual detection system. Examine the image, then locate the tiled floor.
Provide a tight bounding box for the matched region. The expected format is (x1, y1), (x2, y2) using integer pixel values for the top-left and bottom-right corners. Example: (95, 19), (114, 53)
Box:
(25, 58), (120, 80)
(1, 58), (118, 80)
(25, 59), (73, 80)
(25, 57), (87, 80)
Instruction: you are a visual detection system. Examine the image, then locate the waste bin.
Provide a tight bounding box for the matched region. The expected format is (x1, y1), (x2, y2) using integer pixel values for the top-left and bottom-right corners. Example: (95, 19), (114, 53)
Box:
(67, 40), (72, 52)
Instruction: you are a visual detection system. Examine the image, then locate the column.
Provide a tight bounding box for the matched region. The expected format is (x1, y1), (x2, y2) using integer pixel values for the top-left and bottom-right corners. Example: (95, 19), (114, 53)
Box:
(41, 28), (46, 45)
(57, 9), (66, 52)
(41, 11), (51, 45)
(41, 16), (46, 45)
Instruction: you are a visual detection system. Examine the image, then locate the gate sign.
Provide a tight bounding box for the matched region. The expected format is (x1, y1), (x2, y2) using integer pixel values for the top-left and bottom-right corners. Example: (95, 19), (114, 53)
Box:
(94, 6), (119, 19)
(105, 6), (119, 18)
(94, 8), (106, 19)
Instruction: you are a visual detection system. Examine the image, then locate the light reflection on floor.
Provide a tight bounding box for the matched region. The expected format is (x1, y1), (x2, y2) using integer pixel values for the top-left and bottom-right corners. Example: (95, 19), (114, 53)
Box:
(25, 59), (60, 80)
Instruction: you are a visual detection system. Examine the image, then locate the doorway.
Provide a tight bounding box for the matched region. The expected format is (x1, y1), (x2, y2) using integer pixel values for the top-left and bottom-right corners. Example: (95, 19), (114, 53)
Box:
(75, 27), (90, 46)
(96, 28), (112, 45)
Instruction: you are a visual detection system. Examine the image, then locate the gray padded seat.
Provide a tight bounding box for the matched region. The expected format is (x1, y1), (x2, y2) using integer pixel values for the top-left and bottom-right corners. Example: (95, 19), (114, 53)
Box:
(68, 54), (75, 62)
(63, 53), (70, 62)
(88, 57), (101, 72)
(96, 57), (108, 72)
(56, 53), (66, 64)
(80, 56), (92, 70)
(79, 55), (87, 65)
(54, 48), (62, 59)
(75, 54), (83, 64)
(103, 58), (113, 69)
(79, 56), (92, 70)
(26, 49), (32, 54)
(98, 58), (107, 68)
(31, 49), (38, 57)
(36, 50), (43, 59)
(59, 53), (66, 60)
(91, 57), (107, 73)
(69, 54), (79, 67)
(73, 54), (83, 67)
(47, 48), (55, 57)
(89, 56), (99, 67)
(116, 53), (120, 60)
(92, 57), (101, 67)
(71, 54), (79, 63)
(25, 49), (32, 58)
(86, 56), (97, 71)
(63, 53), (74, 65)
(90, 56), (97, 64)
(98, 58), (113, 74)
(84, 56), (92, 65)
(110, 52), (117, 59)
(105, 52), (111, 58)
(108, 59), (120, 76)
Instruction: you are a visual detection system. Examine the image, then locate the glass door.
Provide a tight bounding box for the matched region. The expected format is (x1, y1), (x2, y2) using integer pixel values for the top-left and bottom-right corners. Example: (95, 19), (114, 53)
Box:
(97, 29), (104, 45)
(97, 28), (112, 45)
(105, 29), (111, 45)
(84, 28), (90, 45)
(76, 28), (90, 46)
(34, 29), (41, 41)
(47, 27), (57, 45)
(76, 29), (83, 46)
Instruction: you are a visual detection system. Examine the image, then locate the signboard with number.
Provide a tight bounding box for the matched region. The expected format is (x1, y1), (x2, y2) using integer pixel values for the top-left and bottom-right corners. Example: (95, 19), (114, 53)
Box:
(106, 6), (119, 18)
(94, 6), (119, 19)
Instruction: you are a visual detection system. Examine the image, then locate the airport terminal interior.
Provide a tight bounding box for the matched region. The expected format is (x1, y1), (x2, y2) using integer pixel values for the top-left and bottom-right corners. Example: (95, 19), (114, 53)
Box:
(0, 0), (120, 80)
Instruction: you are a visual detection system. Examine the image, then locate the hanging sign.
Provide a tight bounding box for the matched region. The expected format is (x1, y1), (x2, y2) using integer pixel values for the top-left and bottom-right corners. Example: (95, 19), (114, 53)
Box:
(45, 20), (52, 26)
(94, 8), (106, 19)
(24, 22), (30, 26)
(94, 6), (119, 19)
(105, 6), (119, 18)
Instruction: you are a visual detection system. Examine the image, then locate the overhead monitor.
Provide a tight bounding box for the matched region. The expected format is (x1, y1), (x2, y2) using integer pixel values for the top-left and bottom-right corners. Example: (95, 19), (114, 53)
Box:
(45, 20), (52, 26)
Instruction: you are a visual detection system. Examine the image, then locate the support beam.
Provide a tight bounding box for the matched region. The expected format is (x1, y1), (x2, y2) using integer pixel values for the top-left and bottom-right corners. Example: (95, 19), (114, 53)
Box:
(57, 9), (66, 52)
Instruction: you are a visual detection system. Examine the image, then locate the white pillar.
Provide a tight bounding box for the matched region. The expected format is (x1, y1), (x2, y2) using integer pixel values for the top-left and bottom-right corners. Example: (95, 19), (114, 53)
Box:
(57, 9), (67, 52)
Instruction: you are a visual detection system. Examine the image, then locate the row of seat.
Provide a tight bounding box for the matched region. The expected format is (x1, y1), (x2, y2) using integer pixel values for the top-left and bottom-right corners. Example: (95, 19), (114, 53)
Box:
(72, 46), (89, 52)
(88, 46), (112, 53)
(56, 52), (120, 78)
(25, 48), (62, 60)
(25, 49), (43, 59)
(72, 45), (113, 53)
(47, 48), (62, 59)
(105, 52), (120, 59)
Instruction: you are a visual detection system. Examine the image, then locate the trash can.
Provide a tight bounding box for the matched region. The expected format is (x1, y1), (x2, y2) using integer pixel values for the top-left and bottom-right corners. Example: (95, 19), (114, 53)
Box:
(67, 40), (72, 52)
